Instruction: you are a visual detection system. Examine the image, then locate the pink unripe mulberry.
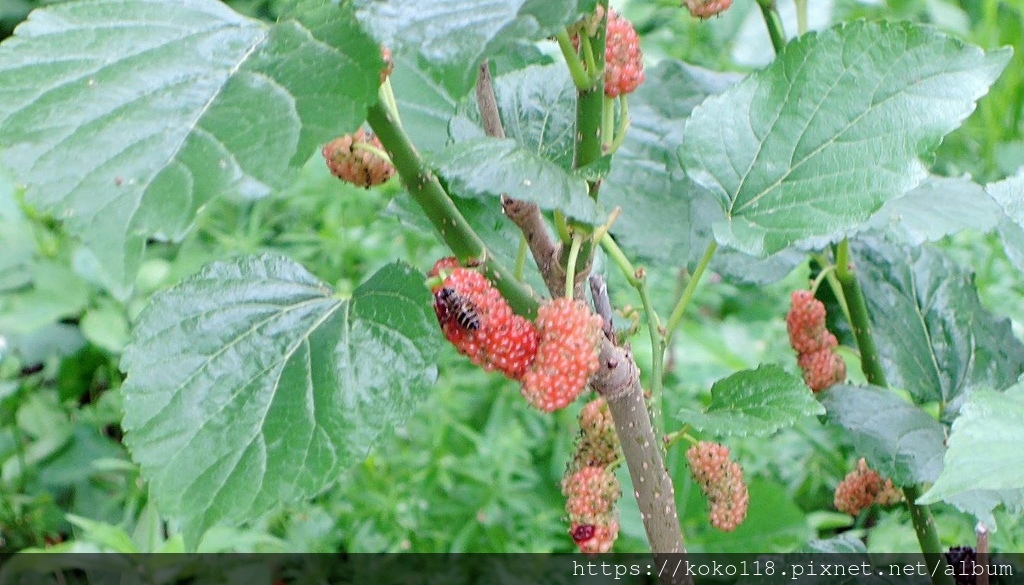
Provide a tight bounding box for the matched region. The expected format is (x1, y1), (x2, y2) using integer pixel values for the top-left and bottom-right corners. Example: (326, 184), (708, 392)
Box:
(322, 129), (394, 188)
(787, 290), (830, 354)
(563, 465), (620, 553)
(520, 298), (603, 412)
(686, 441), (749, 532)
(562, 465), (620, 525)
(604, 10), (644, 98)
(686, 0), (732, 19)
(787, 290), (846, 392)
(572, 397), (620, 469)
(834, 458), (901, 516)
(798, 347), (847, 392)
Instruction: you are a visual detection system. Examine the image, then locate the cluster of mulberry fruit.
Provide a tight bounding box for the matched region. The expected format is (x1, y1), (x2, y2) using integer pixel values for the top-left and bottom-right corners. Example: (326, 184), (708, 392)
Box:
(563, 463), (620, 552)
(563, 397), (622, 552)
(428, 259), (603, 412)
(686, 441), (749, 532)
(833, 458), (901, 516)
(786, 290), (846, 392)
(321, 128), (395, 188)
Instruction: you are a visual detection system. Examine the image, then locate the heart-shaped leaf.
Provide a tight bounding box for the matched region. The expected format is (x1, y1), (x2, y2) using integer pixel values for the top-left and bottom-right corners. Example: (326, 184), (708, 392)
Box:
(121, 256), (438, 546)
(449, 63), (577, 170)
(0, 0), (382, 297)
(391, 53), (461, 155)
(681, 21), (1010, 256)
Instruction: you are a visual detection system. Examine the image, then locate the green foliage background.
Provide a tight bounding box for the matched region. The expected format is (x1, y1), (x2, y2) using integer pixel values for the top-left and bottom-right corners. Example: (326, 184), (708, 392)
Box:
(1, 0), (1023, 555)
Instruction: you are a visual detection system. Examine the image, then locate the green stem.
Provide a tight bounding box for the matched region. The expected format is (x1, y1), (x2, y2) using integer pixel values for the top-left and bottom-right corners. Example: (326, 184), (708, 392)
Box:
(574, 0), (607, 172)
(904, 484), (953, 585)
(576, 88), (605, 174)
(366, 102), (538, 316)
(794, 0), (808, 36)
(756, 0), (788, 54)
(608, 95), (630, 154)
(664, 429), (698, 450)
(565, 233), (583, 299)
(810, 264), (835, 295)
(379, 77), (402, 128)
(600, 232), (639, 287)
(553, 210), (572, 244)
(601, 96), (615, 154)
(665, 240), (718, 341)
(833, 238), (952, 585)
(580, 34), (599, 82)
(555, 29), (592, 89)
(638, 273), (665, 437)
(834, 242), (885, 387)
(813, 252), (851, 326)
(514, 234), (528, 281)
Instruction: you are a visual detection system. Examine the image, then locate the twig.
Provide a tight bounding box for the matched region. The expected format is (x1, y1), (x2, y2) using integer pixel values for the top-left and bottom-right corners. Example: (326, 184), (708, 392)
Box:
(502, 195), (564, 296)
(482, 15), (686, 573)
(476, 61), (506, 139)
(479, 62), (569, 298)
(595, 340), (688, 579)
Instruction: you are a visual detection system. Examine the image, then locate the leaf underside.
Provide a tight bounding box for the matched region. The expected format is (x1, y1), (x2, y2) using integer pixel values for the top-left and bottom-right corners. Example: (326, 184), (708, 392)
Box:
(355, 0), (591, 97)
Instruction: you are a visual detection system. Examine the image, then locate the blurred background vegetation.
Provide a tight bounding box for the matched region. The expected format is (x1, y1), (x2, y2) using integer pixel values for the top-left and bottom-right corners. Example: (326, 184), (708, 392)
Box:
(0, 0), (1022, 554)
